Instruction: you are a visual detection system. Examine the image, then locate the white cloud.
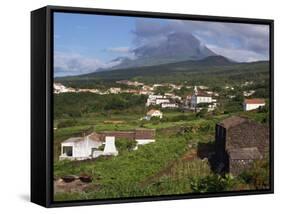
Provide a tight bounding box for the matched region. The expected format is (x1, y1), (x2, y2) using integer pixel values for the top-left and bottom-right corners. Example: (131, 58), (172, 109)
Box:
(207, 45), (268, 62)
(54, 52), (121, 76)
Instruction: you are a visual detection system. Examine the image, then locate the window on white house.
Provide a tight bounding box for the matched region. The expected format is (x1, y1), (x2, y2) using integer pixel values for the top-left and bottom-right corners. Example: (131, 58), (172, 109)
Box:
(63, 146), (73, 156)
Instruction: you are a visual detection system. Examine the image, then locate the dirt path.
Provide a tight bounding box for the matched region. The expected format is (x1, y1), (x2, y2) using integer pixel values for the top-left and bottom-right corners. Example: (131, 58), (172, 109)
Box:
(54, 178), (102, 194)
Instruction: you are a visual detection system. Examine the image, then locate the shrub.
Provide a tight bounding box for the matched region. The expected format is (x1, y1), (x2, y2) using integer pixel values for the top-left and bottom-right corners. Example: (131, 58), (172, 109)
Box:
(258, 104), (269, 113)
(238, 157), (269, 190)
(196, 108), (208, 118)
(57, 119), (77, 128)
(115, 139), (137, 152)
(190, 174), (235, 193)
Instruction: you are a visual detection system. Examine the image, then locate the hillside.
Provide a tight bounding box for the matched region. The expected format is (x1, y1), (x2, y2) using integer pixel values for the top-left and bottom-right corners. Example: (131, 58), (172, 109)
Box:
(55, 56), (269, 87)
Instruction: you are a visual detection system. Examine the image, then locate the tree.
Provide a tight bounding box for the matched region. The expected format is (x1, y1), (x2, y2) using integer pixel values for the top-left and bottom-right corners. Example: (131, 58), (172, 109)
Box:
(154, 86), (171, 95)
(196, 108), (208, 118)
(233, 94), (244, 103)
(57, 119), (77, 128)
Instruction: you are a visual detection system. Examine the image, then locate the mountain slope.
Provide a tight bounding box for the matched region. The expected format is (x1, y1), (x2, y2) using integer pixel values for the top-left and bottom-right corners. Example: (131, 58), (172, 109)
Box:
(111, 32), (217, 69)
(56, 56), (269, 87)
(79, 55), (233, 78)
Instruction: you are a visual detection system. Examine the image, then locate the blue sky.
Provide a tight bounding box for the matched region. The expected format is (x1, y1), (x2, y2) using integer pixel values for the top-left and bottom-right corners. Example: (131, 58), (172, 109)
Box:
(54, 13), (135, 62)
(54, 12), (269, 76)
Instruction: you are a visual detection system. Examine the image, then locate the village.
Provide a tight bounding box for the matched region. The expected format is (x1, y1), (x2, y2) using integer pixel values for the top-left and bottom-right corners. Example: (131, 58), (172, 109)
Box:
(54, 78), (268, 178)
(54, 80), (265, 114)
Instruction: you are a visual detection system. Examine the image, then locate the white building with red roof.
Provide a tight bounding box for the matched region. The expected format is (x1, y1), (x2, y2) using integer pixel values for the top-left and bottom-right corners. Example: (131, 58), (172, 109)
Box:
(146, 109), (163, 119)
(243, 99), (266, 111)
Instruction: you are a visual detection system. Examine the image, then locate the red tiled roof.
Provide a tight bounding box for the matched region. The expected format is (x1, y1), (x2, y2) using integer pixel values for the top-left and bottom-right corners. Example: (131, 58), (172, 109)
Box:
(99, 131), (135, 141)
(147, 109), (161, 115)
(99, 129), (156, 140)
(196, 92), (211, 97)
(244, 98), (265, 104)
(88, 132), (103, 142)
(135, 129), (155, 139)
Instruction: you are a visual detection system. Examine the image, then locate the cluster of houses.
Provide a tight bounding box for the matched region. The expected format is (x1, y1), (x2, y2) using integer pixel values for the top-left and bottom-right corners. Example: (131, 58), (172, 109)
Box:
(54, 83), (132, 95)
(144, 85), (266, 117)
(55, 81), (266, 113)
(54, 81), (185, 96)
(60, 129), (156, 160)
(55, 81), (266, 119)
(144, 86), (219, 112)
(54, 83), (76, 94)
(116, 80), (188, 96)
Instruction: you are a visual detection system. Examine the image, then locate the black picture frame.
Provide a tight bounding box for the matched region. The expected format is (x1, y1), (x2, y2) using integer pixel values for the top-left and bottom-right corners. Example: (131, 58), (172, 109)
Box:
(31, 5), (274, 208)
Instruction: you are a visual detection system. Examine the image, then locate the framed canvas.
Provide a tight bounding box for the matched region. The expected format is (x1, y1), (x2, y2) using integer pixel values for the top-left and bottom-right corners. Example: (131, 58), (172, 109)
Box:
(31, 5), (274, 207)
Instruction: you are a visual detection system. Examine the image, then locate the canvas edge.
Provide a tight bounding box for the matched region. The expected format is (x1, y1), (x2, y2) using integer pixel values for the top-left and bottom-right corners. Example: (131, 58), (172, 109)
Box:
(30, 5), (274, 208)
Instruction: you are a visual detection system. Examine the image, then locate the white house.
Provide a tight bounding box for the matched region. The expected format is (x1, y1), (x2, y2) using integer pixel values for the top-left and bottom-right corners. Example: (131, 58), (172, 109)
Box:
(189, 86), (217, 111)
(59, 129), (155, 161)
(153, 83), (164, 88)
(242, 81), (254, 87)
(155, 98), (170, 105)
(161, 103), (179, 108)
(243, 99), (265, 111)
(190, 93), (216, 109)
(198, 85), (209, 90)
(190, 94), (214, 108)
(139, 90), (153, 95)
(59, 133), (118, 160)
(243, 90), (255, 97)
(164, 93), (182, 101)
(142, 85), (154, 91)
(146, 109), (163, 119)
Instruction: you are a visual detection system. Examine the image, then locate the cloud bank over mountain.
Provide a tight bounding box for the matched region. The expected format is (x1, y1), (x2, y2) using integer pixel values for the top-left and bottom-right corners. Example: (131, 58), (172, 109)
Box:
(54, 52), (122, 76)
(132, 19), (269, 62)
